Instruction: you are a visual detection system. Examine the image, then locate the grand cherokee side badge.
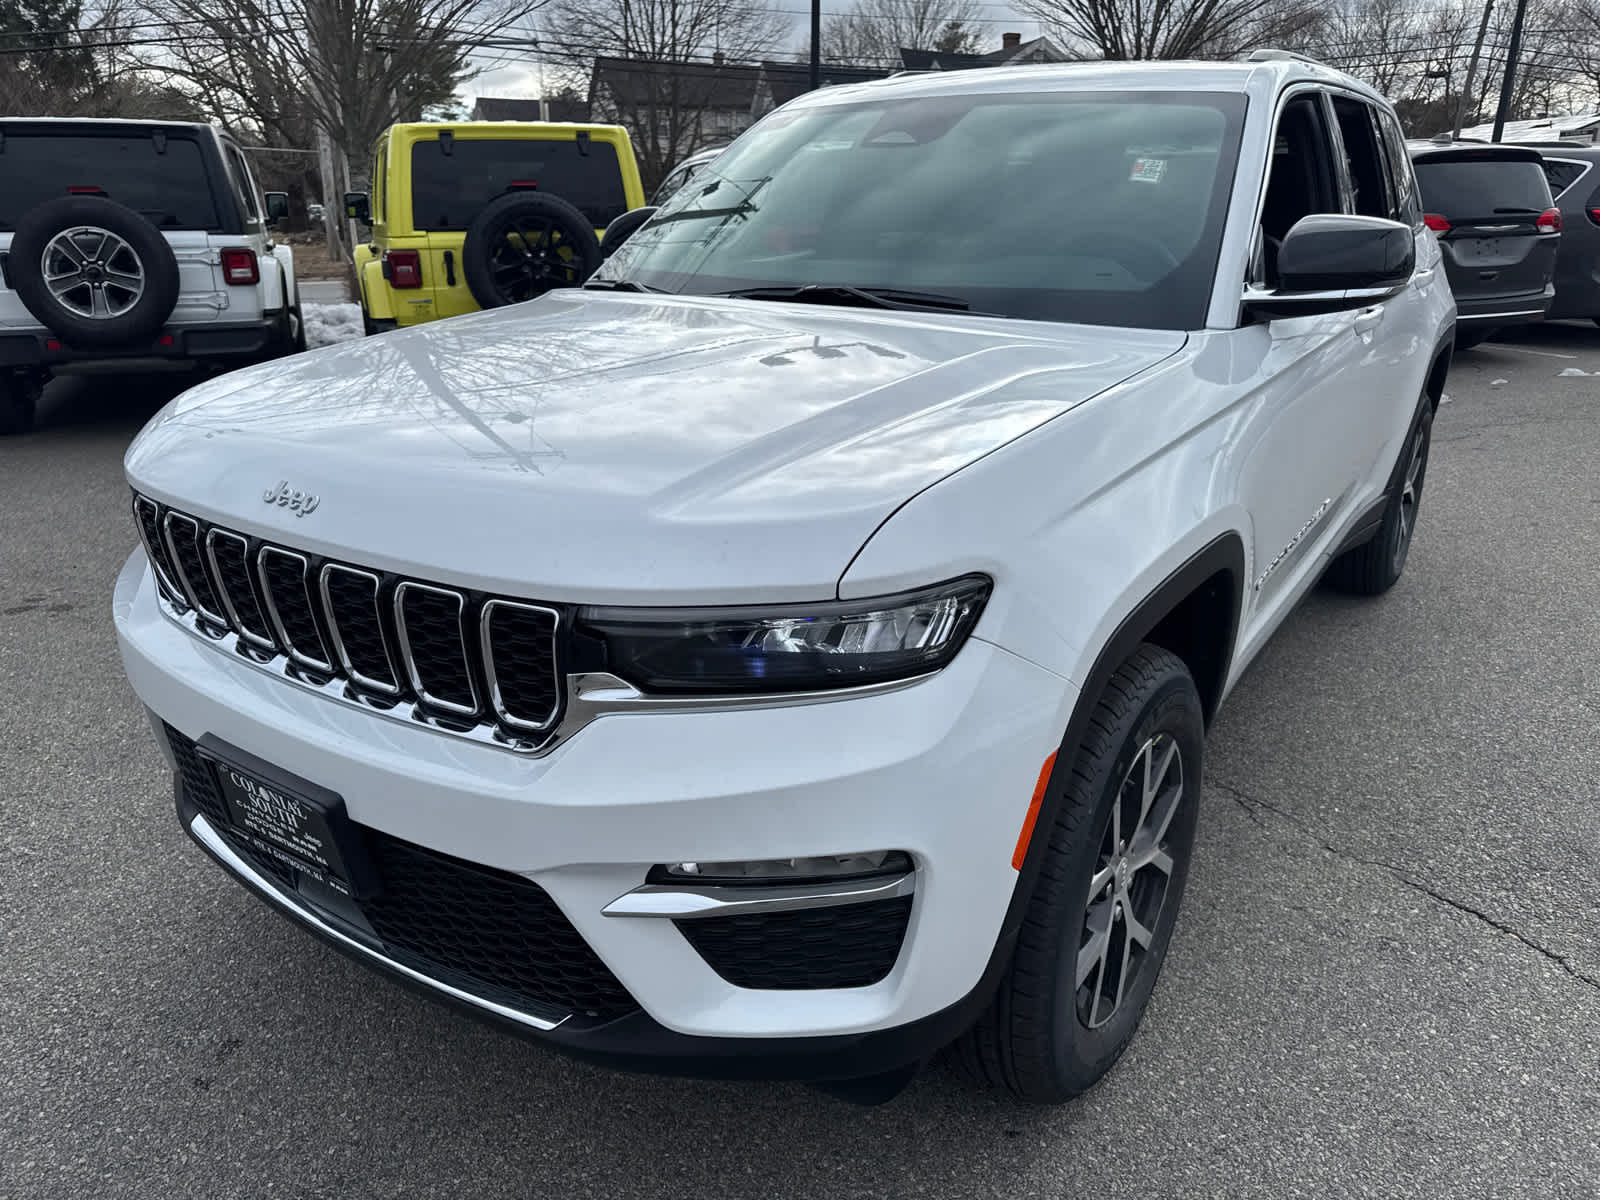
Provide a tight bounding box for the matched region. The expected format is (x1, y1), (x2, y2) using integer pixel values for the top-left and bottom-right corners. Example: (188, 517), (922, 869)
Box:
(1254, 498), (1331, 591)
(263, 480), (320, 517)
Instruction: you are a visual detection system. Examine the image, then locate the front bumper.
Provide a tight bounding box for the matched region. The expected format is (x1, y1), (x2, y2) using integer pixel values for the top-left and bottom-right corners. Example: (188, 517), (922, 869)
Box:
(114, 551), (1073, 1077)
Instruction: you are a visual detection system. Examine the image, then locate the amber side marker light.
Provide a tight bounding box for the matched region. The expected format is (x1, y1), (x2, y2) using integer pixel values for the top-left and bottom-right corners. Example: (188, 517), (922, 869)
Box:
(1012, 751), (1058, 870)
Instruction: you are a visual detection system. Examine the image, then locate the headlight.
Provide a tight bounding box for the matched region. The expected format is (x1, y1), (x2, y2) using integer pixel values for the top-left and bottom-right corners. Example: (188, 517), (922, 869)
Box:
(575, 574), (991, 695)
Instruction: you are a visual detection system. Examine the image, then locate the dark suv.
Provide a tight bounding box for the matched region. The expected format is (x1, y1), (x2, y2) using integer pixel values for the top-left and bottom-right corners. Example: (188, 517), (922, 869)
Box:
(1525, 144), (1600, 324)
(1409, 143), (1560, 348)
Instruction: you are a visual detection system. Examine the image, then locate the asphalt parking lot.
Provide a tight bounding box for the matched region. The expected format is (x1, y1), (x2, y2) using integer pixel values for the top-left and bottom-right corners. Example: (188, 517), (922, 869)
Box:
(3, 325), (1598, 1199)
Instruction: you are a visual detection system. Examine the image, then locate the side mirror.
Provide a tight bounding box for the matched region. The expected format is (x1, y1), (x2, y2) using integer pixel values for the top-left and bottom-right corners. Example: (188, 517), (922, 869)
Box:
(344, 192), (371, 224)
(1245, 214), (1415, 320)
(600, 206), (659, 259)
(263, 191), (289, 224)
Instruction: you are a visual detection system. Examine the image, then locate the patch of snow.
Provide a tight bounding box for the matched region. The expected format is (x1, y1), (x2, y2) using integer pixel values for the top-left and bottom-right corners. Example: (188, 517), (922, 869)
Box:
(1490, 378), (1508, 386)
(1557, 367), (1598, 377)
(303, 303), (365, 349)
(1440, 392), (1452, 404)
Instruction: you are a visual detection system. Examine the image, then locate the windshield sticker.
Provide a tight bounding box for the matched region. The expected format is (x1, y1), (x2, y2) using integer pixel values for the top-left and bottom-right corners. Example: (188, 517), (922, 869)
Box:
(1130, 157), (1167, 184)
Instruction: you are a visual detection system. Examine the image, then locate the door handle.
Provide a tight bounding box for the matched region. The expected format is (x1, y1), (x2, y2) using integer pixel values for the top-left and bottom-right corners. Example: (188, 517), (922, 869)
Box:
(1413, 268), (1434, 284)
(1353, 305), (1384, 334)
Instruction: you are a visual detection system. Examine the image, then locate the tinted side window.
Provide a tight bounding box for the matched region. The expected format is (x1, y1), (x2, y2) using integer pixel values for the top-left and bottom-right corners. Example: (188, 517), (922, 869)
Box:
(1332, 95), (1391, 219)
(224, 145), (259, 220)
(1377, 111), (1421, 224)
(0, 134), (220, 231)
(1542, 158), (1592, 198)
(410, 138), (628, 231)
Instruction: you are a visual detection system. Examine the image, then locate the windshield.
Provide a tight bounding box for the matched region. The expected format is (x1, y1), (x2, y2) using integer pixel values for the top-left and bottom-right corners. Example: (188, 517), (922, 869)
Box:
(0, 132), (219, 231)
(596, 90), (1246, 329)
(410, 138), (628, 231)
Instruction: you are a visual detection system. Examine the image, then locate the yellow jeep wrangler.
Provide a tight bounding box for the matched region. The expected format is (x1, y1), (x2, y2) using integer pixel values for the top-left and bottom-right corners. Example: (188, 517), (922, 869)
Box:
(347, 121), (646, 332)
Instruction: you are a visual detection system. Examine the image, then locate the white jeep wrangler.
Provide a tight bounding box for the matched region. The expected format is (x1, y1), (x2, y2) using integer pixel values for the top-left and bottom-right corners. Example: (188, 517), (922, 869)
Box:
(0, 118), (302, 434)
(115, 57), (1454, 1103)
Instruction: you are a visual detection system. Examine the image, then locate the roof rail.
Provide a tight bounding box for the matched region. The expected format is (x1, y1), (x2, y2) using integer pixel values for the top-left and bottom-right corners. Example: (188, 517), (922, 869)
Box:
(1244, 48), (1326, 66)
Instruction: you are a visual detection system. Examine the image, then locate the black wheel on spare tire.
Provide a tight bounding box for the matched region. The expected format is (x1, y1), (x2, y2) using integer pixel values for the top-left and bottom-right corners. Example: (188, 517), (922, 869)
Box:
(1324, 394), (1433, 596)
(8, 196), (180, 347)
(461, 192), (602, 308)
(954, 645), (1203, 1103)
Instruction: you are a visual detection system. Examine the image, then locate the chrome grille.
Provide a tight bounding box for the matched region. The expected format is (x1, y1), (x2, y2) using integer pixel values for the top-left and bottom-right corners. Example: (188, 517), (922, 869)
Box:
(259, 547), (333, 673)
(131, 492), (565, 750)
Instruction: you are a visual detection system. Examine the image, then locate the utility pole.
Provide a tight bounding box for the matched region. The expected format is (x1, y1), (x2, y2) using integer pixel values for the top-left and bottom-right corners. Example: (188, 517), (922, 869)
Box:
(809, 0), (820, 90)
(1491, 0), (1530, 141)
(1454, 0), (1494, 138)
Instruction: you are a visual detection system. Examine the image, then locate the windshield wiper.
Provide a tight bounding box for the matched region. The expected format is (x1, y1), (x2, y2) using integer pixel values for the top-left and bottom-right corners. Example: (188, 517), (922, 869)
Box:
(722, 284), (979, 313)
(584, 279), (668, 293)
(1492, 207), (1543, 215)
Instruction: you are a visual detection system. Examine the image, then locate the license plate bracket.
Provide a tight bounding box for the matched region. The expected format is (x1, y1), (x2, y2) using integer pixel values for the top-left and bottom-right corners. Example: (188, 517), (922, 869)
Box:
(197, 736), (376, 898)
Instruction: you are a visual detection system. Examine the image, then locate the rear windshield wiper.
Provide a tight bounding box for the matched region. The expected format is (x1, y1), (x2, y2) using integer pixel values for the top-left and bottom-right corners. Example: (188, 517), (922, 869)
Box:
(584, 278), (667, 293)
(721, 284), (981, 314)
(1492, 207), (1543, 215)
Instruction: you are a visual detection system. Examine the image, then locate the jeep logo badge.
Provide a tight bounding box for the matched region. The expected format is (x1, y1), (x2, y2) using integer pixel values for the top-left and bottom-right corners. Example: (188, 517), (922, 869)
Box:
(263, 480), (320, 517)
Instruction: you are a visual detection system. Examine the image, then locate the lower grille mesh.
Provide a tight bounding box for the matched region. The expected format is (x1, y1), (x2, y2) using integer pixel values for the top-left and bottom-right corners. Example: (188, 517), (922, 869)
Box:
(165, 725), (637, 1022)
(676, 897), (913, 990)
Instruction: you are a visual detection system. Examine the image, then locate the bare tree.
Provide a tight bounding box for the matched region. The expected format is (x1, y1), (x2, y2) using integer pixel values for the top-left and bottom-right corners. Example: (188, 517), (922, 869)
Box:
(822, 0), (985, 66)
(544, 0), (790, 187)
(1016, 0), (1317, 59)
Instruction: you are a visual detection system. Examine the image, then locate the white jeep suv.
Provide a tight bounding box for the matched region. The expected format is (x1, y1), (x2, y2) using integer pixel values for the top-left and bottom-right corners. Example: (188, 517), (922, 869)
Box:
(0, 118), (302, 435)
(114, 57), (1454, 1102)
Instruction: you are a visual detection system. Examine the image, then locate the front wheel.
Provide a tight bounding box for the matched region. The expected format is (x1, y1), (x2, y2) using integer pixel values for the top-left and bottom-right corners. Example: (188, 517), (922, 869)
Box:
(955, 645), (1203, 1103)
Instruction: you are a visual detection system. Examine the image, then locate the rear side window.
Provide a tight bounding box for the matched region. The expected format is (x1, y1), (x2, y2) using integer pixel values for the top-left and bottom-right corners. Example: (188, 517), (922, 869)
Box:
(0, 133), (220, 231)
(1332, 95), (1392, 220)
(410, 138), (628, 231)
(223, 144), (259, 220)
(1542, 158), (1592, 198)
(1413, 158), (1553, 217)
(1377, 111), (1421, 224)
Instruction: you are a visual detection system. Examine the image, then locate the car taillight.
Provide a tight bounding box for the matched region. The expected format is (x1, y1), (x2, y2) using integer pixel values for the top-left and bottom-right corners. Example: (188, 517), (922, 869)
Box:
(1423, 213), (1451, 233)
(1589, 207), (1600, 227)
(385, 249), (422, 288)
(1537, 208), (1562, 233)
(220, 248), (259, 285)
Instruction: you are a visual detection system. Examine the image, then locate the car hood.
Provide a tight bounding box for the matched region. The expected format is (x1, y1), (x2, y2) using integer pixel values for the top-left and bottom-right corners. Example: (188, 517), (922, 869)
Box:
(126, 291), (1184, 603)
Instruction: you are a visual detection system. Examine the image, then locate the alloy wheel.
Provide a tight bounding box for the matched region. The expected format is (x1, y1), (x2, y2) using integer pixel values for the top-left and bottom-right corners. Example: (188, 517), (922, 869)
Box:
(41, 225), (146, 319)
(485, 216), (585, 303)
(1392, 419), (1430, 573)
(1076, 732), (1186, 1030)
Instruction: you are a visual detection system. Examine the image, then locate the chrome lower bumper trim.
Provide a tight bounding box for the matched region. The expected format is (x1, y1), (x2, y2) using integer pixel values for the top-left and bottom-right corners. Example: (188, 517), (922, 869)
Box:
(189, 813), (570, 1032)
(1456, 308), (1546, 321)
(602, 871), (916, 919)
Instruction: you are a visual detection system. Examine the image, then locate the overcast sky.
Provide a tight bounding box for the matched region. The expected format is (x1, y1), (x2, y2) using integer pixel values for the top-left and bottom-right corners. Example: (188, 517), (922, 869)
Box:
(466, 0), (1047, 99)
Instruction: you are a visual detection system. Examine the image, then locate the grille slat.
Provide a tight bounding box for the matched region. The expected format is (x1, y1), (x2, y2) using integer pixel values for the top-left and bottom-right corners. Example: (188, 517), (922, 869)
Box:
(161, 512), (229, 629)
(258, 547), (333, 673)
(164, 726), (635, 1022)
(205, 530), (276, 651)
(132, 493), (564, 748)
(395, 583), (479, 716)
(482, 601), (562, 731)
(132, 495), (185, 605)
(320, 565), (399, 695)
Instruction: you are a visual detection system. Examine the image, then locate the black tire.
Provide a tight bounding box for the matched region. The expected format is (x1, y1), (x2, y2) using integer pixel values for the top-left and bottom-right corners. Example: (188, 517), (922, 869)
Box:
(0, 373), (40, 436)
(461, 192), (602, 308)
(8, 196), (180, 347)
(955, 645), (1204, 1103)
(1324, 398), (1433, 596)
(600, 206), (659, 259)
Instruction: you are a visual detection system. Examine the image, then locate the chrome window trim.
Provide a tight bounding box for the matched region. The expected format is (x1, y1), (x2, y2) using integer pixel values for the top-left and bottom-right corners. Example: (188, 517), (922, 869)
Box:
(256, 546), (335, 674)
(480, 599), (562, 732)
(132, 495), (186, 606)
(160, 510), (230, 630)
(1542, 156), (1594, 200)
(602, 871), (915, 919)
(318, 563), (401, 697)
(189, 812), (569, 1031)
(204, 528), (277, 653)
(393, 581), (480, 717)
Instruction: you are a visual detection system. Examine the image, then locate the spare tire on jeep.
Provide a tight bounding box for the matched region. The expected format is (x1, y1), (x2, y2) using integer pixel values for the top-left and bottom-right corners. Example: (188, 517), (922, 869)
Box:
(8, 196), (181, 348)
(461, 192), (602, 309)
